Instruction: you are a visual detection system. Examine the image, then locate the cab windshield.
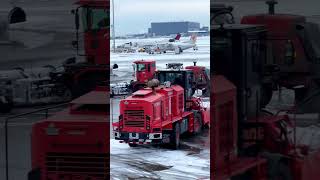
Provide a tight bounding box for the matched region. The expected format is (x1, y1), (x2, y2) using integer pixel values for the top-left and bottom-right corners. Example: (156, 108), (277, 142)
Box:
(82, 7), (109, 31)
(136, 64), (146, 71)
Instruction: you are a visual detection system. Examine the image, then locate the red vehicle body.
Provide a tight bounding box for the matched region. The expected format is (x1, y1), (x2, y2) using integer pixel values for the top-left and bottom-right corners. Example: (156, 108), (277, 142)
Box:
(185, 63), (210, 95)
(129, 60), (210, 95)
(113, 84), (209, 148)
(134, 60), (156, 83)
(212, 76), (267, 179)
(212, 76), (320, 180)
(240, 1), (320, 113)
(76, 0), (109, 65)
(212, 2), (320, 179)
(59, 0), (109, 98)
(28, 88), (109, 180)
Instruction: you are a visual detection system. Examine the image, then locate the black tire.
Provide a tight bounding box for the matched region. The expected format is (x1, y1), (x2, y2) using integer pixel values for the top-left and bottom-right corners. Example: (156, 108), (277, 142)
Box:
(170, 123), (180, 149)
(179, 47), (183, 53)
(194, 113), (203, 134)
(128, 143), (137, 147)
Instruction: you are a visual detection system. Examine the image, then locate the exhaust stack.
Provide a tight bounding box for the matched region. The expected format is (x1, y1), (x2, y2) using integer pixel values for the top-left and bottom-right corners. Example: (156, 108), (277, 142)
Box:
(266, 0), (278, 15)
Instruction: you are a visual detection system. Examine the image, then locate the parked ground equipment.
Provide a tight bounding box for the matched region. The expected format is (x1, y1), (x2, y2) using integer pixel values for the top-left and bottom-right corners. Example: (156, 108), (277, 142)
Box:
(0, 66), (71, 113)
(212, 3), (320, 179)
(111, 60), (210, 97)
(28, 87), (109, 180)
(56, 0), (109, 98)
(112, 65), (210, 148)
(241, 0), (320, 113)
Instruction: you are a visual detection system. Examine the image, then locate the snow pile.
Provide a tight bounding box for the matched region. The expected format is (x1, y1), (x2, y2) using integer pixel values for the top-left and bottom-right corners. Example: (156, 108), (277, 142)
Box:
(294, 125), (320, 152)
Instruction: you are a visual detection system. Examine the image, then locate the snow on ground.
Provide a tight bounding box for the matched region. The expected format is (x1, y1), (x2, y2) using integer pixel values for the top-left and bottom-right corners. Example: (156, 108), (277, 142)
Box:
(110, 36), (210, 84)
(110, 133), (210, 180)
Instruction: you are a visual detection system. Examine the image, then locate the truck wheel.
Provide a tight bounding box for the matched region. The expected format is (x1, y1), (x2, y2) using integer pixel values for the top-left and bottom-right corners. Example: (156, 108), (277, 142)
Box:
(171, 123), (180, 149)
(194, 113), (203, 134)
(128, 143), (137, 147)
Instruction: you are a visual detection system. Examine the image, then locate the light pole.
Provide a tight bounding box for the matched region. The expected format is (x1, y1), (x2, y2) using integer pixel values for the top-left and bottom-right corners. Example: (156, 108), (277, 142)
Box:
(112, 0), (116, 52)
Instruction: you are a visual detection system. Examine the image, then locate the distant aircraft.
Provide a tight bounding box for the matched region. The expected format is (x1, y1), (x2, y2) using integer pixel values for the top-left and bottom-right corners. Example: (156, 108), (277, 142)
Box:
(147, 34), (198, 54)
(118, 33), (182, 50)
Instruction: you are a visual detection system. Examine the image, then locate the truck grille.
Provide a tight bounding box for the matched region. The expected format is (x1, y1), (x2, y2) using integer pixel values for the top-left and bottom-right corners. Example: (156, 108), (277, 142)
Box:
(46, 152), (108, 178)
(124, 110), (145, 128)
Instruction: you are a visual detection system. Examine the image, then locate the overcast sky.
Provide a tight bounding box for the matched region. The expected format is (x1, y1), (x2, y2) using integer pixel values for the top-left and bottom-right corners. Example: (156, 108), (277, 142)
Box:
(111, 0), (210, 36)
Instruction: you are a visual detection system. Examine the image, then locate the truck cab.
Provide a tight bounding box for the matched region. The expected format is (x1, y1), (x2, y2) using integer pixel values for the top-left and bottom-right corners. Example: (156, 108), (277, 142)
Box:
(74, 0), (109, 64)
(133, 60), (156, 83)
(59, 0), (109, 98)
(156, 69), (194, 101)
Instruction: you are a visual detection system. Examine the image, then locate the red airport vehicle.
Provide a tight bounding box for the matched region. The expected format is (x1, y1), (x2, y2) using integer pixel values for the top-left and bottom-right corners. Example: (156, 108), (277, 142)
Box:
(113, 66), (210, 148)
(28, 87), (109, 180)
(127, 60), (210, 96)
(240, 0), (320, 113)
(129, 60), (157, 92)
(212, 2), (320, 179)
(55, 0), (109, 98)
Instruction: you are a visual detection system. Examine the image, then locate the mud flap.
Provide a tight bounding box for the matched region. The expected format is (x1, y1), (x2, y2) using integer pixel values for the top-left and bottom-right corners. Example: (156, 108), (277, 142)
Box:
(28, 168), (41, 180)
(9, 7), (26, 24)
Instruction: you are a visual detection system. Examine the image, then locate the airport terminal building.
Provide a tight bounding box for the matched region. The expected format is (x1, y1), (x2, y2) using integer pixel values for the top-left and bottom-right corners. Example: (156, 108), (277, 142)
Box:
(149, 21), (200, 36)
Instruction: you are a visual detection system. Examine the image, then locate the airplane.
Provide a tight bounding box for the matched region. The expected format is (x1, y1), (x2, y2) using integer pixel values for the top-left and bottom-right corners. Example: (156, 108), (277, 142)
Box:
(118, 33), (182, 50)
(146, 34), (198, 54)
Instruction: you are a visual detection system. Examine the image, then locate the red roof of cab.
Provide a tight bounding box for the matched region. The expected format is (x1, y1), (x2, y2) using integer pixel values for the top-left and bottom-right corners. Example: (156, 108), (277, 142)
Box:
(75, 0), (109, 8)
(133, 59), (155, 64)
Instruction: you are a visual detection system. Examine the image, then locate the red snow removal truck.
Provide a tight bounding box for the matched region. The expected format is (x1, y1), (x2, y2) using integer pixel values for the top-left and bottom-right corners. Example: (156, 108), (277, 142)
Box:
(28, 88), (109, 180)
(113, 67), (210, 149)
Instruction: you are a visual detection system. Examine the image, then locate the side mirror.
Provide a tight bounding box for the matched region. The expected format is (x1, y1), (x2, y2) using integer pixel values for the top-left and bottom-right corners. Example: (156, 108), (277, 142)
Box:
(113, 64), (119, 69)
(284, 40), (296, 66)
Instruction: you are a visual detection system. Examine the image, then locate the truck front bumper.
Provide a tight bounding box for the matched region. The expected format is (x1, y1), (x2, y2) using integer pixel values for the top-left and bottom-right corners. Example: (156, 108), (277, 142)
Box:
(114, 131), (163, 144)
